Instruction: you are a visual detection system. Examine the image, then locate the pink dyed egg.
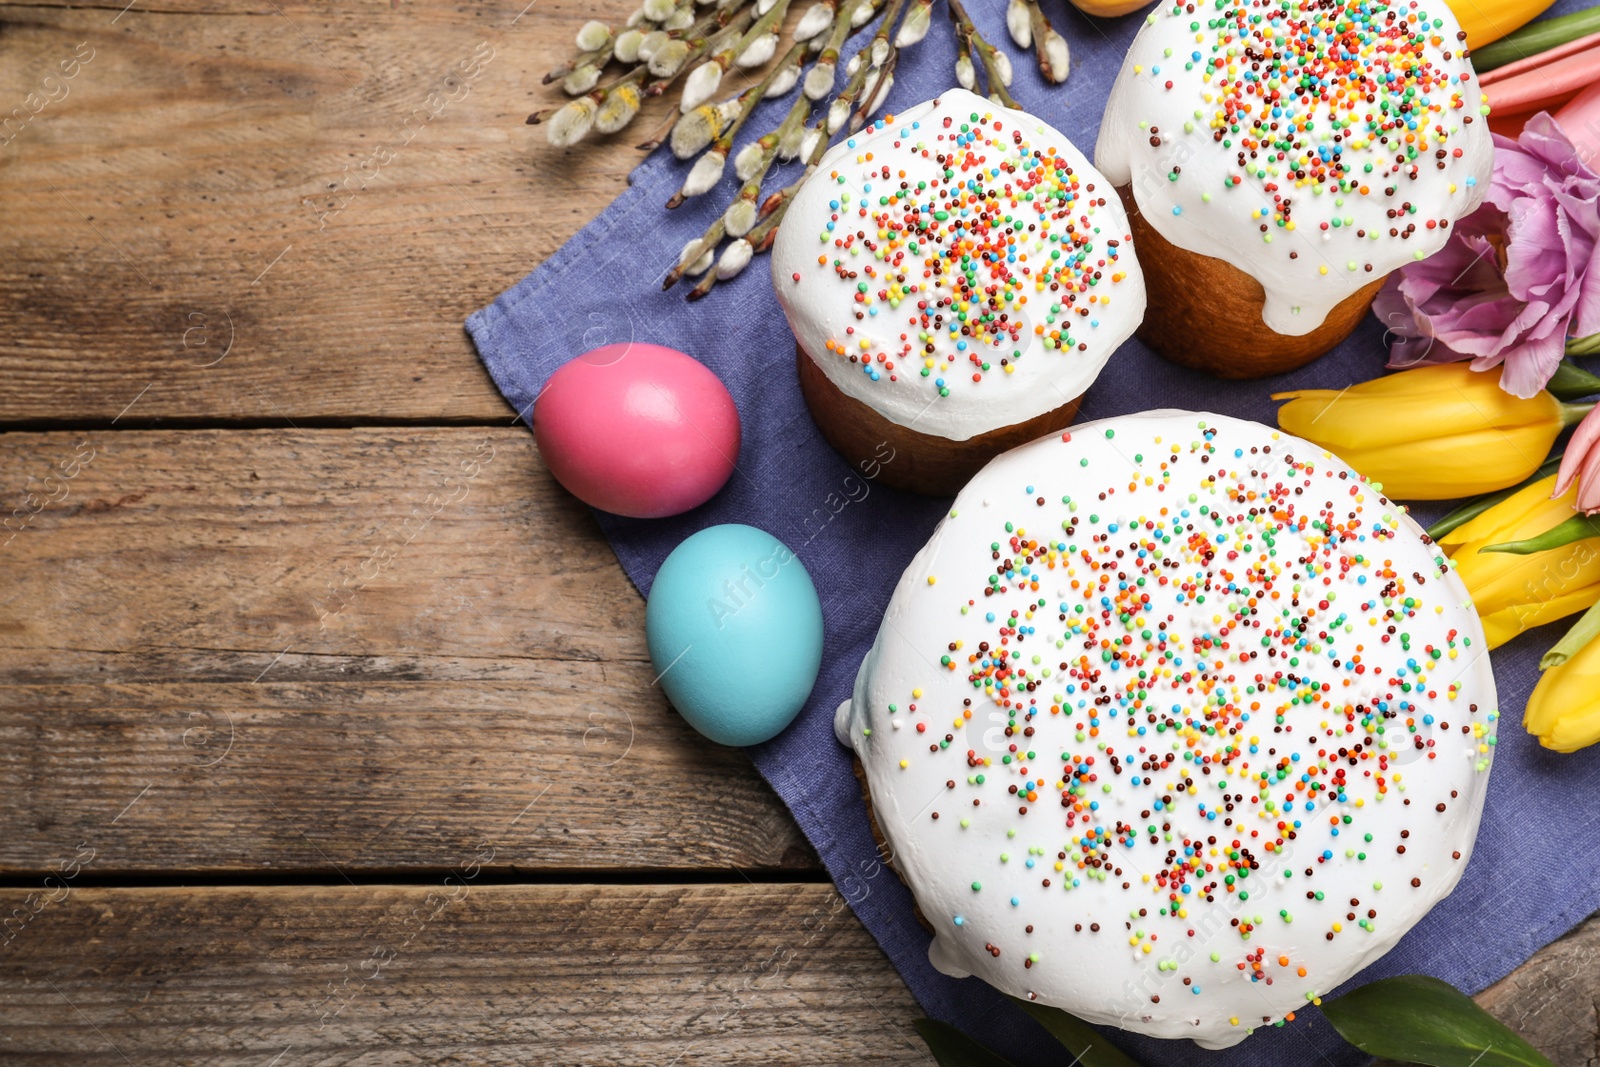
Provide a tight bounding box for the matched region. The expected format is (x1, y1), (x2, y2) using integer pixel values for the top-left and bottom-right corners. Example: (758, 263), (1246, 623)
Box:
(533, 343), (740, 519)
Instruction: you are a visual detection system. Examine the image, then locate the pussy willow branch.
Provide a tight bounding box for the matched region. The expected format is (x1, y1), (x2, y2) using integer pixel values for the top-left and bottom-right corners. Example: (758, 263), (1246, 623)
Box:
(679, 0), (792, 111)
(664, 0), (877, 290)
(536, 0), (1057, 297)
(666, 38), (809, 208)
(948, 0), (1019, 109)
(644, 7), (758, 96)
(664, 80), (813, 290)
(685, 12), (889, 301)
(844, 0), (907, 133)
(1024, 0), (1068, 84)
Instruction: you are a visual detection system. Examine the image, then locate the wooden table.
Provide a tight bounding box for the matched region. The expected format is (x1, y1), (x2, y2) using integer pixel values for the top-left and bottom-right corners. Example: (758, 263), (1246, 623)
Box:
(0, 2), (1593, 1063)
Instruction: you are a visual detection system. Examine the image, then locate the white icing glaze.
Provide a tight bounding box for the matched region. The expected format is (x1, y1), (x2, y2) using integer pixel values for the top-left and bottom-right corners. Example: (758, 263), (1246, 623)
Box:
(836, 411), (1497, 1048)
(773, 88), (1146, 442)
(1094, 0), (1493, 335)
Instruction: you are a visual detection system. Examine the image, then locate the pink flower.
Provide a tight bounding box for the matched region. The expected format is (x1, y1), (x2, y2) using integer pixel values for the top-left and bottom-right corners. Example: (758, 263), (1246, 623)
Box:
(1555, 405), (1600, 513)
(1375, 112), (1600, 398)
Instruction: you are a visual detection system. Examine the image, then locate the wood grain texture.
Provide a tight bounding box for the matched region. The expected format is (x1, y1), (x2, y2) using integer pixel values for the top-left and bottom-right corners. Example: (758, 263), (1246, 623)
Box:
(0, 428), (812, 873)
(0, 427), (641, 674)
(0, 681), (815, 875)
(0, 0), (661, 424)
(2, 0), (1596, 1060)
(1464, 911), (1600, 1067)
(0, 880), (1591, 1066)
(0, 883), (929, 1066)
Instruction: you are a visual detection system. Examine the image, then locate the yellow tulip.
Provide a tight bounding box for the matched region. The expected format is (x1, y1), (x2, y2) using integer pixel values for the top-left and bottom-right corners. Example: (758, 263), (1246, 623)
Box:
(1441, 475), (1600, 648)
(1446, 0), (1557, 50)
(1274, 365), (1580, 501)
(1525, 629), (1600, 751)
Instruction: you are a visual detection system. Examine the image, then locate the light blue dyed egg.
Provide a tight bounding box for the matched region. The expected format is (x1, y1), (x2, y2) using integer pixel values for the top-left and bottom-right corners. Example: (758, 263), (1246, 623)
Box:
(645, 524), (824, 747)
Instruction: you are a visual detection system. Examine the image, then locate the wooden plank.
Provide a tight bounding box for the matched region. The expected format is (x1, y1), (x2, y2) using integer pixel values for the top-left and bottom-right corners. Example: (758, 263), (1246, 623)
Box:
(0, 883), (928, 1065)
(0, 428), (813, 873)
(0, 0), (663, 424)
(0, 427), (643, 672)
(0, 882), (1590, 1065)
(1437, 912), (1600, 1067)
(0, 682), (815, 875)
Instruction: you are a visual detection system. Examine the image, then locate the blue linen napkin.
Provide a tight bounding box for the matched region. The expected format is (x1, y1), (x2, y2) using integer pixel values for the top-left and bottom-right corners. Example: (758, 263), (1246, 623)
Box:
(469, 3), (1600, 1063)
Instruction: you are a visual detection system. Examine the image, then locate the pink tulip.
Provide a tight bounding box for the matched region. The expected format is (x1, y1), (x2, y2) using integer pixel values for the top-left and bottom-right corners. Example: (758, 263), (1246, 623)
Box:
(1555, 405), (1600, 514)
(1481, 36), (1600, 136)
(1557, 79), (1600, 167)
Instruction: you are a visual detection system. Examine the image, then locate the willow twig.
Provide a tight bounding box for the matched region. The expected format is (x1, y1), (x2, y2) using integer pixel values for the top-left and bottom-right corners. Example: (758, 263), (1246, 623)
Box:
(645, 6), (758, 95)
(680, 0), (792, 111)
(530, 65), (649, 145)
(667, 38), (808, 207)
(1025, 0), (1069, 84)
(948, 0), (1019, 109)
(842, 0), (907, 132)
(803, 0), (870, 100)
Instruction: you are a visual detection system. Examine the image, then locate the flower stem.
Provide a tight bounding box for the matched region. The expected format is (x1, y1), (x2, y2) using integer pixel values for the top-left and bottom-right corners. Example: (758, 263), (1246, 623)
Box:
(1541, 598), (1600, 669)
(1470, 6), (1600, 72)
(1425, 452), (1566, 541)
(721, 39), (806, 146)
(664, 80), (812, 290)
(821, 0), (892, 132)
(841, 0), (907, 132)
(690, 0), (791, 102)
(1561, 401), (1597, 427)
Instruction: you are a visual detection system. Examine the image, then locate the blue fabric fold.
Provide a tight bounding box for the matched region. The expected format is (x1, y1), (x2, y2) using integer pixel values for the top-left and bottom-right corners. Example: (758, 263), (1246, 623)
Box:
(469, 3), (1600, 1063)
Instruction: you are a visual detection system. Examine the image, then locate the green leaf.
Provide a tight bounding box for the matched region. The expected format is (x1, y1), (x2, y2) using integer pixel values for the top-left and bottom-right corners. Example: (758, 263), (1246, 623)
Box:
(913, 1019), (1021, 1067)
(1546, 360), (1600, 400)
(1481, 513), (1600, 555)
(1321, 975), (1556, 1067)
(1425, 453), (1563, 541)
(1470, 6), (1600, 72)
(1567, 333), (1600, 357)
(1541, 597), (1600, 669)
(1007, 996), (1147, 1067)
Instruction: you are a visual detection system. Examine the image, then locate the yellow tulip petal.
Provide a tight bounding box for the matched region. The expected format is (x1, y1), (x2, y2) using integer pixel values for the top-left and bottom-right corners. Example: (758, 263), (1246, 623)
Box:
(1478, 585), (1600, 648)
(1542, 702), (1600, 752)
(1450, 481), (1600, 616)
(1491, 479), (1586, 540)
(1279, 363), (1481, 401)
(1481, 609), (1529, 649)
(1276, 366), (1563, 500)
(1526, 631), (1600, 744)
(1458, 543), (1600, 618)
(1319, 426), (1558, 500)
(1442, 475), (1566, 547)
(1524, 671), (1570, 735)
(1447, 0), (1557, 49)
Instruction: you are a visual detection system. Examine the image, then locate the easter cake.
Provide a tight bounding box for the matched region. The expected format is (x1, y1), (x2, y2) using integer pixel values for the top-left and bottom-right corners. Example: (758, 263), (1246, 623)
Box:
(1094, 0), (1493, 378)
(835, 410), (1498, 1047)
(773, 88), (1147, 496)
